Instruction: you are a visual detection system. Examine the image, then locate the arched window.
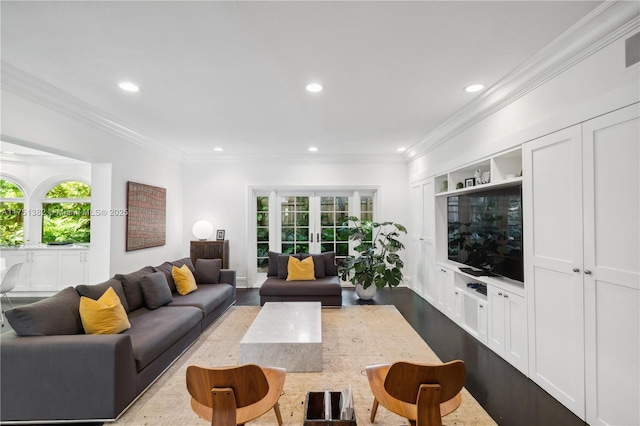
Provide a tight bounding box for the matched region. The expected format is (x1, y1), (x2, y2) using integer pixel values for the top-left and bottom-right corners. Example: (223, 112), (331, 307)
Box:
(0, 179), (25, 245)
(42, 181), (91, 243)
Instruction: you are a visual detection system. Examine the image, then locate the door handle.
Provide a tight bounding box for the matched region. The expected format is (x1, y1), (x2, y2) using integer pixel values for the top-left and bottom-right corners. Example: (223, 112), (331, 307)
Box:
(573, 268), (580, 273)
(584, 270), (592, 275)
(310, 233), (314, 243)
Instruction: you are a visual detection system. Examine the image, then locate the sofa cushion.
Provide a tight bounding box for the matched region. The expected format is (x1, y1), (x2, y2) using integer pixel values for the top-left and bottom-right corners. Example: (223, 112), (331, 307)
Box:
(287, 256), (316, 281)
(301, 253), (327, 278)
(267, 251), (281, 276)
(323, 251), (338, 276)
(194, 258), (221, 284)
(172, 264), (197, 295)
(277, 254), (303, 279)
(140, 272), (173, 309)
(5, 287), (83, 336)
(168, 283), (234, 316)
(260, 276), (341, 296)
(115, 266), (155, 313)
(79, 287), (131, 335)
(76, 278), (130, 313)
(124, 306), (201, 372)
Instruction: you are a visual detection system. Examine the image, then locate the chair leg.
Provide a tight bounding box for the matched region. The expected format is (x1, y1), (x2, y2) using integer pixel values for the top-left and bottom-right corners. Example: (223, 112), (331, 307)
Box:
(370, 398), (379, 423)
(273, 402), (283, 426)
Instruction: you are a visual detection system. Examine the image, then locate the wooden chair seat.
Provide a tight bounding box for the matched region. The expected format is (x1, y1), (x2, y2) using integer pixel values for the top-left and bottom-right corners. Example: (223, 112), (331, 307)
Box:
(186, 364), (286, 426)
(365, 360), (465, 426)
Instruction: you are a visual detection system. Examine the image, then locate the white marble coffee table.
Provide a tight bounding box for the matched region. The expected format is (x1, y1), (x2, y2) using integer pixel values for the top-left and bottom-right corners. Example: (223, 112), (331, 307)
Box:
(239, 301), (322, 372)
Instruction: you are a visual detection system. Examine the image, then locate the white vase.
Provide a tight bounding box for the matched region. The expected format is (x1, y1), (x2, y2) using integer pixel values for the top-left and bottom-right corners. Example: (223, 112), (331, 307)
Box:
(355, 284), (377, 300)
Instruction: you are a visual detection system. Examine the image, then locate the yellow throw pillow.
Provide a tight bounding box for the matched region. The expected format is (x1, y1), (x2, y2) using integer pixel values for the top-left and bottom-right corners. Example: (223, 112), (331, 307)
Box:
(172, 264), (198, 295)
(286, 256), (316, 281)
(79, 287), (131, 335)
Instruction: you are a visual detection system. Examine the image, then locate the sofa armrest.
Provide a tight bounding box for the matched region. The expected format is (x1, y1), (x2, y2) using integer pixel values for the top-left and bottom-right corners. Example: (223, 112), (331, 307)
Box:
(220, 269), (236, 287)
(0, 333), (138, 422)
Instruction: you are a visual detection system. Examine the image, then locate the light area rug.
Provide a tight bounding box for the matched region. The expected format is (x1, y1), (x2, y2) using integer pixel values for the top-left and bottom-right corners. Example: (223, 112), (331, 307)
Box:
(114, 305), (496, 425)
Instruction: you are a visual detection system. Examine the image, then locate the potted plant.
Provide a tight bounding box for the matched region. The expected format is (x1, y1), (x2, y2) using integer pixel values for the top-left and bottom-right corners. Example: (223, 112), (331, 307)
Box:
(339, 216), (407, 300)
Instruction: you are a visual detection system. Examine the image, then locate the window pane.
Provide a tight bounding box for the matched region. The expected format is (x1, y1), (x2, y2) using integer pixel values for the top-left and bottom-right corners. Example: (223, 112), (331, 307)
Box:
(296, 212), (309, 226)
(0, 201), (24, 245)
(360, 212), (373, 222)
(281, 243), (295, 254)
(320, 196), (333, 211)
(321, 212), (334, 226)
(257, 258), (269, 273)
(42, 202), (91, 243)
(257, 212), (269, 226)
(45, 181), (91, 198)
(336, 196), (349, 211)
(295, 227), (309, 241)
(336, 243), (349, 256)
(296, 197), (309, 211)
(282, 227), (295, 241)
(281, 211), (294, 226)
(0, 180), (24, 198)
(257, 227), (269, 241)
(257, 196), (269, 211)
(321, 227), (334, 241)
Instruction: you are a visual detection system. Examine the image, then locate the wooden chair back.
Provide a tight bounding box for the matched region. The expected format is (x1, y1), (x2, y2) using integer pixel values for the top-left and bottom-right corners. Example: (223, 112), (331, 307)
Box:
(186, 364), (269, 410)
(384, 360), (465, 404)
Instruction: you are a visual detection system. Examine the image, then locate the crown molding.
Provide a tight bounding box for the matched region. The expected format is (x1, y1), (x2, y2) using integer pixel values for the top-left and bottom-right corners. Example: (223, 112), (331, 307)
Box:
(404, 0), (640, 161)
(184, 152), (407, 166)
(1, 62), (188, 162)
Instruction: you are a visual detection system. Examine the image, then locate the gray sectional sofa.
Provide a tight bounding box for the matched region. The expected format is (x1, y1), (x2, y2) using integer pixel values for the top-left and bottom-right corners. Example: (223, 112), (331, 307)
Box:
(0, 257), (236, 424)
(259, 251), (342, 306)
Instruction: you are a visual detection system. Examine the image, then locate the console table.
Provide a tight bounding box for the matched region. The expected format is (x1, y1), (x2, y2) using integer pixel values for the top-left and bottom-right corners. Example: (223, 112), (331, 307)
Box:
(190, 240), (229, 269)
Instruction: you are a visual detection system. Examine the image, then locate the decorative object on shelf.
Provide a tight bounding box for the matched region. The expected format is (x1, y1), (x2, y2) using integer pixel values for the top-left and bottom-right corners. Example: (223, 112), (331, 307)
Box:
(126, 181), (166, 251)
(216, 229), (225, 241)
(339, 216), (407, 299)
(192, 220), (213, 241)
(465, 178), (475, 188)
(475, 169), (482, 185)
(481, 171), (491, 184)
(456, 182), (464, 189)
(441, 180), (448, 192)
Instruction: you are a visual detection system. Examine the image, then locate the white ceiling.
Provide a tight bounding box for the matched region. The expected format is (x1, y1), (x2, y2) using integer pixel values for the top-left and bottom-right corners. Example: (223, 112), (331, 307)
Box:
(1, 1), (602, 162)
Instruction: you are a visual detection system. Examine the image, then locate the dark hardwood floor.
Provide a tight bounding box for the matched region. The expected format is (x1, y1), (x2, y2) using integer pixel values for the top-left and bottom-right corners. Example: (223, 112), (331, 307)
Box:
(238, 287), (587, 426)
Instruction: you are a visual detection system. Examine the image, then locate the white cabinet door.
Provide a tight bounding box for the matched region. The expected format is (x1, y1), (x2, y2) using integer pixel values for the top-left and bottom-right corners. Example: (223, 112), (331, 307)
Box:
(452, 287), (463, 324)
(59, 250), (90, 288)
(524, 125), (586, 419)
(582, 105), (640, 426)
(29, 251), (59, 292)
(488, 285), (506, 354)
(478, 299), (488, 345)
(2, 252), (30, 292)
(504, 291), (527, 374)
(410, 178), (436, 303)
(435, 266), (452, 314)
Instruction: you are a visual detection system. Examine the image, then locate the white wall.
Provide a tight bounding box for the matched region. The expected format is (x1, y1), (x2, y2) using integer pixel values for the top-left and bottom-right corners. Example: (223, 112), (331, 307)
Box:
(182, 161), (409, 286)
(1, 90), (186, 279)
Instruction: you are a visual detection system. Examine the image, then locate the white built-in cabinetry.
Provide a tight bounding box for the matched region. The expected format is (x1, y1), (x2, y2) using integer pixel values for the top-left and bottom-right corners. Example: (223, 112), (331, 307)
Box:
(2, 247), (91, 296)
(413, 104), (640, 424)
(524, 104), (639, 425)
(410, 177), (436, 303)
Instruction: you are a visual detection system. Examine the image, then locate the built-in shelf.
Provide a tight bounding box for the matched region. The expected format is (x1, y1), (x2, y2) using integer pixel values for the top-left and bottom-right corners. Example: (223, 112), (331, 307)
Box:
(436, 147), (522, 195)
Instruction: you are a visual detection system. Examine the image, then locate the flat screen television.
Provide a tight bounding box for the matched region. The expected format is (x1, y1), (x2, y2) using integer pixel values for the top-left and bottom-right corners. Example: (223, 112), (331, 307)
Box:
(447, 185), (523, 282)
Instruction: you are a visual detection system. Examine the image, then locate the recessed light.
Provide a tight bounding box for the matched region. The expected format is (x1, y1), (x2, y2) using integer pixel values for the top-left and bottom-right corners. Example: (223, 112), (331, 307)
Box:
(308, 147), (318, 152)
(213, 147), (224, 152)
(306, 83), (323, 93)
(119, 81), (140, 92)
(464, 84), (484, 93)
(396, 147), (406, 153)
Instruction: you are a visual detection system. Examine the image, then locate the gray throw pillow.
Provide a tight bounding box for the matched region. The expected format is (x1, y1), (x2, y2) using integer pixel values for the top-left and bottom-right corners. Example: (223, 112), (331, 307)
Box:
(115, 266), (155, 312)
(76, 278), (130, 313)
(194, 258), (222, 284)
(140, 272), (173, 309)
(323, 251), (338, 276)
(301, 254), (326, 278)
(267, 251), (281, 277)
(5, 287), (83, 336)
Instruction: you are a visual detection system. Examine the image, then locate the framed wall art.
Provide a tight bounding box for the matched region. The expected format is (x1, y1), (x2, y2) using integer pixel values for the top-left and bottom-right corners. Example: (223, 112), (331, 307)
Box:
(126, 181), (166, 251)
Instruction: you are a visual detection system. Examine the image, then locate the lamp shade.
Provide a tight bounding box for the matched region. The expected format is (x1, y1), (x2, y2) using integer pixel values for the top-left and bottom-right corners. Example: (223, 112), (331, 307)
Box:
(192, 220), (213, 240)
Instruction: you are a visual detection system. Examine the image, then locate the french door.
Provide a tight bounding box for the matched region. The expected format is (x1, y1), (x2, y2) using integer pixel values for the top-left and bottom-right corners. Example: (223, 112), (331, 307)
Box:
(278, 194), (350, 259)
(255, 190), (375, 277)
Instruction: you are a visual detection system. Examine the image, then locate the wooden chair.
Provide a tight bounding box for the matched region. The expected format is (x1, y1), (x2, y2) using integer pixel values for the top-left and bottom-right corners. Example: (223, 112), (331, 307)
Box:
(186, 364), (286, 426)
(365, 360), (465, 426)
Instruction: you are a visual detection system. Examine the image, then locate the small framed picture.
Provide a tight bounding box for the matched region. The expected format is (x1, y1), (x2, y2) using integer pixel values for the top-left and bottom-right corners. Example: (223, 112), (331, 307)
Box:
(465, 178), (475, 188)
(216, 230), (225, 241)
